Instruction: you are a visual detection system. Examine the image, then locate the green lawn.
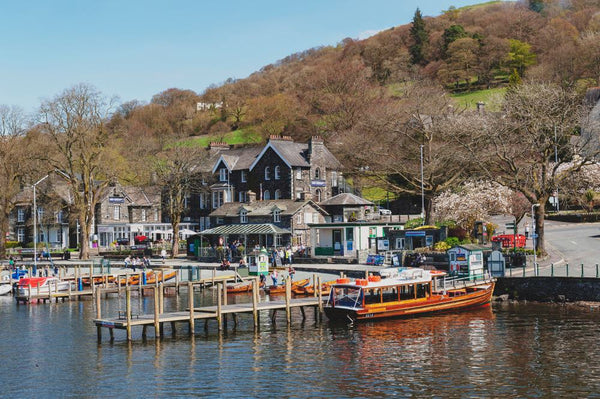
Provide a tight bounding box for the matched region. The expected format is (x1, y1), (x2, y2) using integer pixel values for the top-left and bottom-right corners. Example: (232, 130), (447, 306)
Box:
(450, 87), (506, 111)
(178, 130), (263, 147)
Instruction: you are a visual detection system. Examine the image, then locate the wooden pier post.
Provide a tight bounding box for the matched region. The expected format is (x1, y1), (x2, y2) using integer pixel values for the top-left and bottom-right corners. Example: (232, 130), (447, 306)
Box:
(176, 270), (180, 294)
(126, 287), (132, 341)
(159, 283), (164, 314)
(252, 278), (258, 328)
(188, 282), (195, 335)
(222, 279), (228, 329)
(217, 283), (223, 331)
(96, 288), (102, 319)
(96, 287), (102, 341)
(212, 268), (215, 287)
(313, 274), (318, 297)
(153, 286), (160, 338)
(285, 277), (291, 324)
(89, 263), (93, 285)
(317, 276), (323, 314)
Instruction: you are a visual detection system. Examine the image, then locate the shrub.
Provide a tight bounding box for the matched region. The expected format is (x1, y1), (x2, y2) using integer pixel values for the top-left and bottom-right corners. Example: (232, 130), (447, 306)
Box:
(5, 241), (19, 249)
(445, 237), (460, 247)
(405, 218), (424, 229)
(434, 241), (451, 251)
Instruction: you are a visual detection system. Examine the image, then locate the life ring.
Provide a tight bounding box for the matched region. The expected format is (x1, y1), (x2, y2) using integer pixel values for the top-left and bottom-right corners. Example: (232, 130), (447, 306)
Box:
(355, 279), (368, 286)
(336, 278), (350, 284)
(368, 275), (381, 282)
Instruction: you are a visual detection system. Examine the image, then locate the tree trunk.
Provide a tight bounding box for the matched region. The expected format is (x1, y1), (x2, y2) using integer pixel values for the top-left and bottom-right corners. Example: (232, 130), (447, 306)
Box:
(534, 203), (546, 256)
(171, 222), (180, 257)
(425, 196), (434, 225)
(79, 215), (91, 260)
(0, 214), (8, 259)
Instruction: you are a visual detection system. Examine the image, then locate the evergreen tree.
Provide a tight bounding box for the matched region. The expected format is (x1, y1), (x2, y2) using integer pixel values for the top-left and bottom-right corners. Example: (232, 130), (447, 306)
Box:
(409, 8), (429, 65)
(442, 25), (467, 58)
(528, 0), (544, 13)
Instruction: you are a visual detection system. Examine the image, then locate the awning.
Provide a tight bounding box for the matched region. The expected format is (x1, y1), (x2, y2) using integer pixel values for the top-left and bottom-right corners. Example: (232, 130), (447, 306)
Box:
(199, 223), (291, 235)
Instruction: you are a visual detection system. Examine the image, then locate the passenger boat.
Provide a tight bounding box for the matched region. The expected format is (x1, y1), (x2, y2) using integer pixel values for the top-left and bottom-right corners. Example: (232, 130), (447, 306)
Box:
(117, 270), (176, 286)
(16, 277), (71, 296)
(227, 281), (253, 293)
(324, 268), (494, 322)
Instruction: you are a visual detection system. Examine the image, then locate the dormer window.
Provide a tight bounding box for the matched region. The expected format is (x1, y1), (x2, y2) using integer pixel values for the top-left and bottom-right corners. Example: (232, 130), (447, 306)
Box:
(273, 209), (281, 223)
(274, 166), (280, 180)
(219, 168), (227, 182)
(265, 166), (271, 180)
(240, 209), (248, 223)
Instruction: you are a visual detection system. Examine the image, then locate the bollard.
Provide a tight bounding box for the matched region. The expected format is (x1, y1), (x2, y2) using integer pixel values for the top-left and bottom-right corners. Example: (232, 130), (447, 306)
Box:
(566, 263), (569, 277)
(551, 263), (554, 277)
(582, 264), (585, 278)
(522, 265), (526, 277)
(597, 264), (599, 279)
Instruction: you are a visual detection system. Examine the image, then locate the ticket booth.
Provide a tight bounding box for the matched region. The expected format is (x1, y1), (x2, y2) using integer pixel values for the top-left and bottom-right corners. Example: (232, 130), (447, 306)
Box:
(447, 244), (486, 279)
(248, 248), (270, 276)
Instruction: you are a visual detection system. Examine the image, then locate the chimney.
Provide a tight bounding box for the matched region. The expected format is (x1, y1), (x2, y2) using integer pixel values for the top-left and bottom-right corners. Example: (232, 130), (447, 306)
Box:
(247, 190), (256, 203)
(209, 142), (230, 153)
(301, 191), (312, 201)
(476, 102), (485, 115)
(308, 136), (324, 162)
(268, 135), (282, 142)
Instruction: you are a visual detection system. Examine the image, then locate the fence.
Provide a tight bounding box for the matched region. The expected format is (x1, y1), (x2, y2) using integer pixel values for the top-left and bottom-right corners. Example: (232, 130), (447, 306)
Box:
(506, 263), (600, 278)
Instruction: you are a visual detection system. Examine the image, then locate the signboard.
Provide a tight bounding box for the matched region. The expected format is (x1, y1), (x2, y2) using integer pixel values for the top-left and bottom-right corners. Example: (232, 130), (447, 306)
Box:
(406, 231), (426, 237)
(310, 179), (326, 187)
(377, 239), (389, 251)
(109, 197), (125, 204)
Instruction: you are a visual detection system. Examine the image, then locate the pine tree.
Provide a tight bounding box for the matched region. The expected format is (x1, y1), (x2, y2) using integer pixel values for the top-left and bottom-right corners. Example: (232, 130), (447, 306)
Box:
(409, 8), (429, 65)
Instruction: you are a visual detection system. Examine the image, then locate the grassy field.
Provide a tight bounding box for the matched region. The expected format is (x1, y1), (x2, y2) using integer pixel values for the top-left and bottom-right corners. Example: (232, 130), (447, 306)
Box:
(178, 130), (263, 147)
(450, 87), (506, 111)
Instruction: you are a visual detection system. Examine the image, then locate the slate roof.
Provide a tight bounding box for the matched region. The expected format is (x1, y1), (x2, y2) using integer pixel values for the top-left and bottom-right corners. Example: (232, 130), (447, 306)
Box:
(319, 193), (373, 206)
(209, 199), (327, 217)
(218, 146), (262, 171)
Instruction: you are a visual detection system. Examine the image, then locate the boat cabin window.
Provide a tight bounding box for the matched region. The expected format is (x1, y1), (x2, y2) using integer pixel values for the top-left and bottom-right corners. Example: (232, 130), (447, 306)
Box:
(364, 289), (381, 305)
(332, 287), (362, 307)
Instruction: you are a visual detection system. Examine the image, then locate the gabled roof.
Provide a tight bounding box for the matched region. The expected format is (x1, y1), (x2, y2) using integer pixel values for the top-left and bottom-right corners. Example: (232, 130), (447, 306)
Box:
(210, 199), (328, 218)
(211, 147), (262, 174)
(249, 140), (309, 171)
(319, 193), (373, 206)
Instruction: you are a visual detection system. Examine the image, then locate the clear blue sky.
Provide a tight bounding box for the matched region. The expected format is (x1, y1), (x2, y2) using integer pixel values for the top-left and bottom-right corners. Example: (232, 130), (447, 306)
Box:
(0, 0), (489, 112)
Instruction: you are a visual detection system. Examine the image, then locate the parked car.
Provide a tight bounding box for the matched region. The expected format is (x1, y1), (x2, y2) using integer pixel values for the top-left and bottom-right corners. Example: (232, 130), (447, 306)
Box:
(379, 208), (392, 215)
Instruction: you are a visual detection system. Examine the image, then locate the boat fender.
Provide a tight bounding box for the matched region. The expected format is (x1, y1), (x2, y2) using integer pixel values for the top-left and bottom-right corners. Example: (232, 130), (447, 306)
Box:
(355, 279), (368, 286)
(336, 278), (350, 284)
(368, 275), (381, 282)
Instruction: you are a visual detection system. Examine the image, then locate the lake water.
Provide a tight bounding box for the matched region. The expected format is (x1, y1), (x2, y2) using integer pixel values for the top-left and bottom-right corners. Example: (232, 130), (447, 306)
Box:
(2, 283), (600, 398)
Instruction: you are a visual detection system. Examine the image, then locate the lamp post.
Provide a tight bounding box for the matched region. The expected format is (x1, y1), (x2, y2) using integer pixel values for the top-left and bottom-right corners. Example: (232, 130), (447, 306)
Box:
(420, 145), (425, 225)
(531, 203), (540, 275)
(33, 174), (50, 270)
(554, 125), (560, 213)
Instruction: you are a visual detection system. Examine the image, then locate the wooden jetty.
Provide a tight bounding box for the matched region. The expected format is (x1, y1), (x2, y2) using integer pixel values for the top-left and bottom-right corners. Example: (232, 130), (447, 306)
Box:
(94, 275), (326, 342)
(14, 266), (239, 304)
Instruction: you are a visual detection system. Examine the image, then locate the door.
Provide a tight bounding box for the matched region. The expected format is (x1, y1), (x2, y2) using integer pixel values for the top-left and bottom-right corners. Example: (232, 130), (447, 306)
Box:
(333, 230), (342, 255)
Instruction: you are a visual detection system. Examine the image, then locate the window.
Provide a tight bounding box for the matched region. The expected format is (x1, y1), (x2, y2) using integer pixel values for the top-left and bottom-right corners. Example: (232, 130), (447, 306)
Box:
(219, 168), (227, 182)
(274, 189), (281, 200)
(17, 227), (25, 242)
(37, 206), (44, 221)
(239, 191), (247, 203)
(296, 167), (302, 180)
(332, 171), (338, 187)
(316, 189), (322, 202)
(314, 167), (321, 179)
(17, 208), (25, 223)
(240, 209), (248, 223)
(241, 170), (247, 182)
(265, 166), (271, 180)
(296, 190), (302, 200)
(313, 213), (319, 223)
(141, 209), (147, 222)
(274, 166), (280, 180)
(113, 206), (120, 220)
(199, 193), (206, 209)
(55, 211), (63, 223)
(273, 209), (281, 222)
(154, 209), (159, 221)
(296, 213), (302, 224)
(264, 190), (271, 200)
(212, 191), (224, 208)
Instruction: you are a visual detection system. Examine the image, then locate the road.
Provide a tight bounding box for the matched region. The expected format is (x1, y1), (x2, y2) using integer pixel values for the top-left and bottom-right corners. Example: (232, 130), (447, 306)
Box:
(542, 220), (600, 276)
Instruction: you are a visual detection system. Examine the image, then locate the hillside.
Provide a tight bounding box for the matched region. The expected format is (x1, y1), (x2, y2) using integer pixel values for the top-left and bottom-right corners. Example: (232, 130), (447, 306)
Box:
(114, 0), (600, 162)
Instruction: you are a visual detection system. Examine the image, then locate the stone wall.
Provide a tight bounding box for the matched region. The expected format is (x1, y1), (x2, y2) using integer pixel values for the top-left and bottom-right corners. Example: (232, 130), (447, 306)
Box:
(495, 277), (600, 301)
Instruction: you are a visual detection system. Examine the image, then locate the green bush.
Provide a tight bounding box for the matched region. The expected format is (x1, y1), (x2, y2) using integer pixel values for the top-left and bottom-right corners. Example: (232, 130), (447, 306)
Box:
(5, 241), (19, 249)
(405, 218), (424, 229)
(445, 237), (460, 247)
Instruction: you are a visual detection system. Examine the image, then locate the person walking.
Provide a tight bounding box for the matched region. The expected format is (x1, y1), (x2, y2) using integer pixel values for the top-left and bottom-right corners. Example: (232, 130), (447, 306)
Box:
(161, 249), (167, 264)
(271, 269), (278, 286)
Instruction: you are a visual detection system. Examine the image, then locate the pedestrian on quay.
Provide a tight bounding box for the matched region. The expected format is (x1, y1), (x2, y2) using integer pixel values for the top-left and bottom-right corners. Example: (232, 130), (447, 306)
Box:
(271, 269), (278, 286)
(161, 248), (167, 264)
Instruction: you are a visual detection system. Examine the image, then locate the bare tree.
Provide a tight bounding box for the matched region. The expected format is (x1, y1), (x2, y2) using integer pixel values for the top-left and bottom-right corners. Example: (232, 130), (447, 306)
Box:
(481, 82), (596, 254)
(153, 145), (210, 257)
(39, 84), (123, 260)
(0, 105), (33, 257)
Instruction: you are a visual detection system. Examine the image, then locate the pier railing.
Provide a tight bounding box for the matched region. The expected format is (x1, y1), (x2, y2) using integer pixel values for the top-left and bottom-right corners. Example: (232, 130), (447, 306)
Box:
(441, 272), (495, 291)
(506, 263), (600, 278)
